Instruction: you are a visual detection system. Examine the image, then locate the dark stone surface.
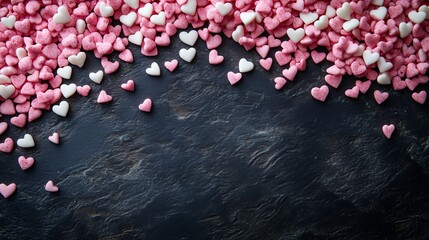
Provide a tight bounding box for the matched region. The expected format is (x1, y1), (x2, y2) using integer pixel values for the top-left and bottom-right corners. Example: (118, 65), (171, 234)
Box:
(1, 33), (429, 240)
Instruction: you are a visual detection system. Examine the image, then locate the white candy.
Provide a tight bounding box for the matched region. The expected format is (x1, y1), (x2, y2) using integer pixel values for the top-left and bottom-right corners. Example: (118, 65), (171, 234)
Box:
(377, 73), (391, 85)
(60, 83), (77, 98)
(363, 50), (380, 66)
(1, 15), (16, 29)
(76, 19), (86, 34)
(300, 12), (318, 25)
(232, 25), (244, 42)
(0, 85), (15, 99)
(377, 57), (393, 73)
(68, 52), (86, 68)
(314, 15), (329, 30)
(336, 2), (351, 20)
(419, 5), (429, 20)
(128, 31), (143, 45)
(99, 3), (114, 17)
(215, 2), (232, 16)
(120, 12), (137, 27)
(399, 22), (412, 38)
(370, 6), (387, 20)
(240, 12), (257, 25)
(371, 0), (384, 6)
(89, 70), (104, 84)
(146, 62), (161, 76)
(53, 6), (71, 24)
(57, 66), (72, 79)
(181, 0), (197, 15)
(124, 0), (139, 9)
(17, 134), (35, 148)
(179, 30), (198, 46)
(138, 3), (153, 18)
(408, 10), (426, 24)
(0, 74), (11, 84)
(286, 28), (305, 43)
(343, 19), (359, 32)
(325, 5), (336, 18)
(15, 47), (27, 60)
(150, 11), (166, 25)
(53, 101), (69, 117)
(238, 58), (254, 73)
(179, 48), (197, 63)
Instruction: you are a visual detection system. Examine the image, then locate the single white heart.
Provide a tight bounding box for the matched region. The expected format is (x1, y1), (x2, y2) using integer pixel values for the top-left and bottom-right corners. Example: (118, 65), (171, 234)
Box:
(179, 47), (196, 63)
(286, 28), (305, 43)
(68, 52), (86, 68)
(52, 101), (69, 117)
(17, 134), (35, 148)
(60, 83), (77, 98)
(238, 58), (254, 73)
(120, 12), (137, 27)
(76, 19), (86, 34)
(314, 15), (329, 30)
(0, 85), (15, 99)
(399, 22), (412, 38)
(419, 5), (429, 20)
(232, 25), (244, 42)
(377, 73), (391, 85)
(89, 70), (104, 84)
(99, 2), (114, 17)
(336, 2), (351, 20)
(215, 2), (232, 16)
(370, 6), (387, 20)
(128, 31), (143, 46)
(179, 30), (198, 46)
(1, 15), (16, 29)
(418, 49), (427, 62)
(343, 18), (359, 32)
(57, 66), (72, 79)
(300, 12), (318, 24)
(150, 11), (165, 25)
(408, 10), (426, 24)
(325, 5), (336, 18)
(240, 12), (257, 25)
(53, 5), (71, 24)
(181, 0), (197, 15)
(377, 57), (393, 73)
(371, 0), (383, 6)
(15, 47), (27, 60)
(146, 62), (161, 76)
(124, 0), (139, 9)
(255, 12), (263, 23)
(0, 74), (11, 84)
(362, 50), (380, 66)
(138, 3), (153, 18)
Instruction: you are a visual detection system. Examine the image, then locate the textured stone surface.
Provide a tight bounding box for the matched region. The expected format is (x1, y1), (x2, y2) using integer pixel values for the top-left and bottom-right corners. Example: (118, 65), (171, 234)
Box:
(1, 35), (429, 239)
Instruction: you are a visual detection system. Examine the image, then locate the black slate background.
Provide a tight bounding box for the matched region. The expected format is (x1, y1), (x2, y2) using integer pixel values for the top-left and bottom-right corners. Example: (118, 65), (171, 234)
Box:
(1, 32), (429, 239)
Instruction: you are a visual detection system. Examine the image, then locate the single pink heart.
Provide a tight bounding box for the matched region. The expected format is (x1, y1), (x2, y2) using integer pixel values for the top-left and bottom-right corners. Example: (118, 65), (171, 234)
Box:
(405, 78), (419, 91)
(282, 66), (298, 81)
(345, 86), (360, 98)
(101, 57), (120, 74)
(206, 34), (222, 49)
(392, 76), (406, 90)
(267, 35), (281, 47)
(274, 77), (286, 90)
(0, 137), (14, 153)
(118, 49), (134, 63)
(355, 80), (371, 94)
(382, 124), (395, 139)
(77, 85), (91, 97)
(28, 107), (42, 122)
(311, 85), (329, 102)
(373, 90), (389, 104)
(0, 183), (16, 198)
(412, 90), (427, 104)
(227, 72), (242, 85)
(164, 59), (178, 72)
(0, 122), (8, 135)
(45, 180), (59, 192)
(325, 74), (342, 89)
(18, 156), (35, 170)
(198, 28), (209, 41)
(121, 80), (135, 92)
(256, 45), (270, 58)
(155, 32), (171, 46)
(97, 90), (113, 103)
(259, 58), (273, 71)
(310, 51), (326, 64)
(275, 51), (292, 66)
(139, 98), (152, 112)
(208, 50), (224, 65)
(48, 132), (60, 144)
(10, 113), (27, 128)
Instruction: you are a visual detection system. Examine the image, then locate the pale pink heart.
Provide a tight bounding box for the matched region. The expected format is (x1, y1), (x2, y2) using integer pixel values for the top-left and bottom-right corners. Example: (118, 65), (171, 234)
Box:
(355, 80), (371, 94)
(118, 49), (134, 63)
(0, 122), (8, 135)
(121, 80), (135, 92)
(282, 66), (298, 81)
(198, 28), (209, 41)
(412, 90), (427, 104)
(259, 58), (273, 71)
(0, 183), (16, 198)
(45, 180), (59, 192)
(97, 90), (112, 103)
(206, 34), (222, 49)
(345, 86), (360, 98)
(392, 77), (406, 90)
(164, 59), (178, 72)
(267, 35), (281, 47)
(139, 98), (152, 112)
(0, 137), (14, 153)
(18, 156), (35, 170)
(208, 50), (224, 65)
(227, 72), (242, 85)
(310, 51), (326, 64)
(101, 57), (120, 74)
(48, 132), (60, 144)
(311, 85), (329, 102)
(382, 124), (395, 139)
(274, 77), (286, 90)
(28, 107), (42, 122)
(373, 90), (389, 104)
(256, 45), (270, 58)
(77, 85), (91, 97)
(10, 113), (27, 128)
(325, 74), (342, 88)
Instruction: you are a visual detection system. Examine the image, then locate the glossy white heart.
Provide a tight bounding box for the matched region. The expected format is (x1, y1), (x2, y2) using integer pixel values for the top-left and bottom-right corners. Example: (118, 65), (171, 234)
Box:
(1, 15), (16, 29)
(138, 3), (153, 18)
(128, 31), (143, 45)
(232, 25), (244, 42)
(238, 58), (254, 73)
(240, 12), (256, 25)
(408, 10), (426, 24)
(362, 50), (380, 66)
(0, 85), (15, 99)
(120, 12), (137, 27)
(336, 2), (351, 20)
(89, 70), (103, 84)
(286, 28), (305, 43)
(314, 15), (329, 30)
(99, 2), (114, 17)
(181, 0), (197, 15)
(52, 101), (69, 117)
(215, 2), (232, 16)
(0, 75), (11, 84)
(370, 6), (387, 20)
(17, 134), (35, 148)
(60, 83), (77, 98)
(371, 0), (383, 6)
(57, 66), (72, 79)
(325, 5), (336, 18)
(399, 22), (412, 38)
(124, 0), (139, 9)
(179, 47), (196, 63)
(68, 52), (86, 68)
(150, 11), (165, 25)
(343, 18), (359, 32)
(76, 19), (86, 34)
(146, 62), (161, 76)
(15, 47), (27, 60)
(300, 12), (318, 24)
(179, 30), (198, 46)
(53, 5), (71, 24)
(377, 73), (391, 85)
(377, 57), (393, 73)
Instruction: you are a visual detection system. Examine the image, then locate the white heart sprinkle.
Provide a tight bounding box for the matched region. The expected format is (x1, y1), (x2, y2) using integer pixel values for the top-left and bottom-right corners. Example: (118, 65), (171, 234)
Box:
(89, 70), (104, 84)
(314, 15), (329, 30)
(15, 47), (27, 60)
(377, 73), (391, 85)
(370, 6), (387, 20)
(53, 5), (71, 24)
(60, 83), (77, 98)
(128, 31), (143, 46)
(408, 10), (427, 24)
(52, 101), (69, 117)
(124, 0), (139, 9)
(0, 85), (15, 99)
(150, 11), (165, 25)
(180, 0), (197, 15)
(238, 58), (254, 73)
(57, 66), (72, 79)
(325, 5), (336, 18)
(179, 30), (198, 46)
(240, 12), (257, 25)
(0, 74), (11, 84)
(362, 50), (380, 66)
(399, 22), (412, 38)
(68, 52), (86, 68)
(138, 3), (153, 18)
(419, 5), (429, 20)
(232, 25), (244, 42)
(99, 2), (114, 17)
(1, 15), (16, 29)
(343, 18), (359, 32)
(215, 2), (232, 16)
(76, 19), (86, 34)
(418, 49), (427, 62)
(286, 28), (305, 43)
(179, 47), (197, 63)
(371, 0), (384, 6)
(120, 12), (137, 27)
(377, 57), (393, 73)
(300, 12), (318, 24)
(336, 2), (351, 20)
(146, 62), (161, 76)
(17, 134), (35, 148)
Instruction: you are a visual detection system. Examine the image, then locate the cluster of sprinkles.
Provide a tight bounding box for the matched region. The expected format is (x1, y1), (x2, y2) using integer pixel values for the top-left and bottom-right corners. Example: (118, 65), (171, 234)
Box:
(0, 0), (428, 198)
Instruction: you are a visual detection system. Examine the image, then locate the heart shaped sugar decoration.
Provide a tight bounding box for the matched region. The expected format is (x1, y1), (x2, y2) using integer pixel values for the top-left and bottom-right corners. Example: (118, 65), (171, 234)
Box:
(0, 122), (7, 135)
(238, 58), (254, 73)
(121, 80), (135, 92)
(0, 85), (15, 99)
(311, 85), (329, 102)
(373, 90), (389, 104)
(399, 22), (412, 38)
(60, 83), (77, 98)
(68, 52), (86, 68)
(52, 101), (69, 117)
(300, 12), (318, 24)
(76, 19), (86, 34)
(336, 2), (351, 20)
(0, 137), (14, 153)
(124, 0), (139, 9)
(240, 12), (257, 25)
(17, 134), (35, 148)
(274, 77), (287, 90)
(53, 5), (71, 24)
(164, 60), (178, 72)
(215, 2), (232, 16)
(227, 72), (242, 85)
(89, 70), (104, 84)
(180, 0), (197, 15)
(150, 11), (166, 25)
(179, 47), (196, 63)
(314, 15), (329, 30)
(286, 28), (304, 43)
(412, 90), (427, 104)
(18, 156), (35, 170)
(382, 124), (395, 139)
(377, 57), (393, 73)
(0, 74), (11, 84)
(139, 98), (152, 112)
(1, 15), (16, 29)
(45, 181), (59, 192)
(128, 31), (143, 46)
(377, 73), (391, 85)
(119, 12), (137, 27)
(97, 90), (112, 103)
(362, 50), (380, 66)
(370, 6), (387, 20)
(138, 3), (153, 18)
(0, 183), (16, 198)
(57, 66), (72, 79)
(408, 10), (426, 24)
(146, 62), (161, 76)
(99, 2), (114, 17)
(179, 30), (198, 46)
(48, 132), (60, 144)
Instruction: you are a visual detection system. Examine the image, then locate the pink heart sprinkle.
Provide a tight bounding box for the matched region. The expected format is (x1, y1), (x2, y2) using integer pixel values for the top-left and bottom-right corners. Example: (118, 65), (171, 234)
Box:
(208, 50), (224, 65)
(411, 90), (427, 105)
(77, 85), (91, 97)
(139, 98), (152, 112)
(311, 85), (329, 102)
(282, 66), (298, 81)
(345, 86), (360, 99)
(0, 183), (16, 198)
(0, 122), (8, 135)
(118, 49), (134, 63)
(18, 156), (35, 170)
(355, 80), (371, 94)
(259, 58), (273, 71)
(0, 137), (14, 153)
(382, 124), (395, 139)
(10, 113), (27, 128)
(373, 90), (389, 105)
(227, 72), (242, 85)
(101, 57), (120, 74)
(45, 180), (59, 192)
(97, 90), (112, 103)
(48, 132), (60, 144)
(164, 59), (178, 72)
(325, 74), (342, 89)
(310, 51), (326, 64)
(121, 80), (135, 92)
(274, 77), (286, 90)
